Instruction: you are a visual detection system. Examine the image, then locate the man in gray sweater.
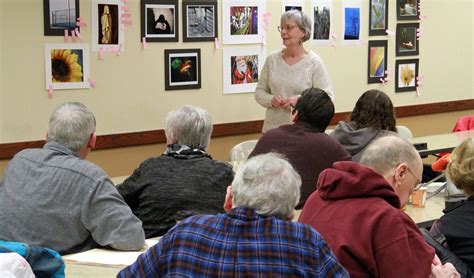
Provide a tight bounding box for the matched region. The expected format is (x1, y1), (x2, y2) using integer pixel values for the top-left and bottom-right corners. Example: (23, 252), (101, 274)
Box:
(0, 102), (145, 255)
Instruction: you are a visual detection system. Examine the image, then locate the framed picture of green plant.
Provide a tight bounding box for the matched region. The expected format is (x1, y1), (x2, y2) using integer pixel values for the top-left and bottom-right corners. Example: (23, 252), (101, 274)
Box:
(369, 0), (388, 36)
(395, 59), (419, 92)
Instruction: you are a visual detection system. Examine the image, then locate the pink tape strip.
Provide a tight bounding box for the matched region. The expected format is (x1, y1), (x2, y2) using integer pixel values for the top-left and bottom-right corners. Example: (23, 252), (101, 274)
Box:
(385, 30), (395, 36)
(98, 48), (103, 60)
(121, 6), (129, 11)
(74, 28), (81, 39)
(121, 0), (128, 3)
(48, 85), (54, 98)
(380, 78), (385, 84)
(121, 13), (131, 18)
(330, 41), (336, 48)
(88, 78), (96, 88)
(214, 37), (220, 49)
(71, 30), (77, 42)
(331, 32), (338, 39)
(121, 19), (132, 25)
(416, 87), (421, 96)
(142, 37), (147, 49)
(64, 29), (69, 42)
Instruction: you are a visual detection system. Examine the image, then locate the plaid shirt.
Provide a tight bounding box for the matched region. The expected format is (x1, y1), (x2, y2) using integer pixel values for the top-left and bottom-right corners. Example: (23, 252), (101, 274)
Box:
(118, 207), (348, 277)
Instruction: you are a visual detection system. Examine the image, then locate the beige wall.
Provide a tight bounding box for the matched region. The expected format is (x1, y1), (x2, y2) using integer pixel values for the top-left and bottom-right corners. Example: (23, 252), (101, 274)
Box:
(0, 0), (472, 144)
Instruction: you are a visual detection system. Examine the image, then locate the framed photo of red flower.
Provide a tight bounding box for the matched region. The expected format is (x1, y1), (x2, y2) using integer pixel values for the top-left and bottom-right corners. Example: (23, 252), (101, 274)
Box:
(395, 59), (419, 92)
(165, 49), (201, 90)
(45, 44), (90, 90)
(43, 0), (80, 36)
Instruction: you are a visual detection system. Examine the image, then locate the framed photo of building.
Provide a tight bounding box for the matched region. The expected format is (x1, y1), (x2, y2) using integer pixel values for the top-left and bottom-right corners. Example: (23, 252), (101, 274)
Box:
(43, 0), (80, 36)
(141, 0), (179, 42)
(367, 40), (388, 84)
(397, 0), (419, 21)
(91, 0), (124, 52)
(182, 0), (217, 42)
(395, 59), (418, 92)
(223, 47), (265, 94)
(396, 23), (419, 56)
(222, 0), (266, 45)
(165, 49), (201, 90)
(45, 44), (90, 90)
(369, 0), (388, 36)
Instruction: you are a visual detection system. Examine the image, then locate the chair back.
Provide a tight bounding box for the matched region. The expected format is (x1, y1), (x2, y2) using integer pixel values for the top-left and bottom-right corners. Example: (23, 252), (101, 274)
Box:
(396, 125), (413, 139)
(229, 140), (258, 162)
(453, 116), (474, 132)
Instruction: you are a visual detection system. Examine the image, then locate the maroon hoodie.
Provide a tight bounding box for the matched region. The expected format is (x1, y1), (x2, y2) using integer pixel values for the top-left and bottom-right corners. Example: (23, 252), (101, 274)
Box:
(299, 161), (434, 278)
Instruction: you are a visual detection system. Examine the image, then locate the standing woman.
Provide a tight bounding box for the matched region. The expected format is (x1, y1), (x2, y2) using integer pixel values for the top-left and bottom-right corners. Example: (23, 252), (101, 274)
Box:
(255, 9), (334, 133)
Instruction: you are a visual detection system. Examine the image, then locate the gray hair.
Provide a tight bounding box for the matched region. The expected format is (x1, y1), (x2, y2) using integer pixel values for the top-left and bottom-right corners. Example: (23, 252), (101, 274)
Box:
(281, 9), (312, 42)
(46, 102), (96, 152)
(165, 105), (212, 149)
(232, 153), (301, 219)
(360, 135), (421, 176)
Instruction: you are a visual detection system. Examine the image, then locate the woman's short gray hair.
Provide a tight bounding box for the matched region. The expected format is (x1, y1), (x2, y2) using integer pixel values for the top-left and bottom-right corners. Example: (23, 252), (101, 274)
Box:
(281, 9), (312, 42)
(165, 105), (212, 149)
(46, 102), (96, 152)
(232, 153), (301, 219)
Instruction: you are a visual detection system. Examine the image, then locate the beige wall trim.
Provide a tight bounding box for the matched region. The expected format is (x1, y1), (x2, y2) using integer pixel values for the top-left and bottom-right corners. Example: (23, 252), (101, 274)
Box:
(1, 100), (472, 159)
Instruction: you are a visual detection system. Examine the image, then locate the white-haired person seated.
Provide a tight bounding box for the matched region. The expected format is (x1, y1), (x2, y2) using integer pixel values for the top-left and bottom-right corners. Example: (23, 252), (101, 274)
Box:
(118, 153), (348, 277)
(0, 102), (145, 255)
(117, 105), (234, 238)
(430, 138), (474, 272)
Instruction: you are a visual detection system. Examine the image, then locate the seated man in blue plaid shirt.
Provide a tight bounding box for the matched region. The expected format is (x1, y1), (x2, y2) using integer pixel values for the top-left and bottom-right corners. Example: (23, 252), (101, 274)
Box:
(118, 153), (348, 277)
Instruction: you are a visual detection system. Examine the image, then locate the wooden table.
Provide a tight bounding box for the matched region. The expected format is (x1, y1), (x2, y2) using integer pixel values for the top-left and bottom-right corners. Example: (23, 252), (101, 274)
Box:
(411, 130), (474, 156)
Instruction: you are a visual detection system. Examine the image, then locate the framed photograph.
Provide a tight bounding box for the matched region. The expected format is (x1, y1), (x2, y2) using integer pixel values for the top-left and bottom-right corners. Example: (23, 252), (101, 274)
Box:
(45, 44), (90, 90)
(92, 0), (124, 52)
(223, 47), (266, 94)
(367, 40), (388, 84)
(396, 23), (419, 56)
(165, 49), (201, 90)
(182, 0), (217, 42)
(222, 0), (266, 45)
(342, 0), (361, 45)
(369, 0), (388, 36)
(311, 0), (333, 46)
(397, 0), (419, 21)
(282, 0), (304, 14)
(395, 59), (419, 92)
(141, 0), (179, 42)
(43, 0), (80, 36)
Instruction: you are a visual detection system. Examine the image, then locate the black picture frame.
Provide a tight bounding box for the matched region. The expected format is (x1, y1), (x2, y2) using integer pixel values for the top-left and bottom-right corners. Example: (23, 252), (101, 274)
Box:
(369, 0), (388, 36)
(396, 23), (419, 56)
(165, 49), (201, 91)
(367, 40), (388, 84)
(397, 0), (420, 21)
(395, 59), (419, 92)
(43, 0), (80, 36)
(182, 0), (218, 42)
(141, 0), (179, 42)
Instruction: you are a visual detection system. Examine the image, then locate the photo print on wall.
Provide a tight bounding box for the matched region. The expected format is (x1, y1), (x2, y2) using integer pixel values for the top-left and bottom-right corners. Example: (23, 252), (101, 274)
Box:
(222, 0), (266, 44)
(43, 0), (80, 36)
(342, 0), (361, 45)
(367, 40), (388, 84)
(92, 0), (124, 52)
(223, 47), (266, 94)
(369, 0), (388, 36)
(164, 49), (201, 90)
(182, 0), (218, 42)
(311, 0), (332, 46)
(396, 23), (419, 56)
(397, 0), (420, 20)
(141, 0), (179, 42)
(281, 0), (304, 14)
(395, 59), (419, 92)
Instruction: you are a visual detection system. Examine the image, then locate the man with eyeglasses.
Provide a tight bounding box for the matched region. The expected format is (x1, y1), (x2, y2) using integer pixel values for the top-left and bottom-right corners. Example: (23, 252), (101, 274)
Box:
(299, 135), (459, 278)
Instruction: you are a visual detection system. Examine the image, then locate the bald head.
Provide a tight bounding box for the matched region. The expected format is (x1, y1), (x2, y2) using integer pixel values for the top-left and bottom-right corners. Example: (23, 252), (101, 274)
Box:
(360, 135), (423, 206)
(360, 135), (421, 177)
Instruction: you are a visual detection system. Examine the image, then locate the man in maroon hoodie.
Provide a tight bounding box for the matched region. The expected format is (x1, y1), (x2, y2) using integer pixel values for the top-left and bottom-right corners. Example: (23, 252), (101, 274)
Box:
(299, 135), (458, 278)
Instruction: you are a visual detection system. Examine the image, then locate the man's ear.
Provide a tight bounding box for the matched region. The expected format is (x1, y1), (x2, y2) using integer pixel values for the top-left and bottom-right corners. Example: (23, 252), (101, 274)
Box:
(223, 186), (233, 212)
(88, 133), (97, 150)
(291, 110), (299, 123)
(393, 163), (408, 189)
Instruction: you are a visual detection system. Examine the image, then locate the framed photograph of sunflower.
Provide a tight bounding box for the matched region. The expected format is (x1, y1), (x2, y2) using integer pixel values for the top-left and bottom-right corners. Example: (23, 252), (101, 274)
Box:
(164, 49), (201, 90)
(45, 44), (90, 90)
(396, 23), (419, 56)
(367, 40), (388, 84)
(395, 59), (418, 92)
(43, 0), (80, 36)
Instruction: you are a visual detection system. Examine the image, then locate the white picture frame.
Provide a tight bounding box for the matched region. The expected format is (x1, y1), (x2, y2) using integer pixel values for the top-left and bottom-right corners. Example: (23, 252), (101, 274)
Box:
(92, 0), (124, 52)
(342, 0), (362, 46)
(45, 43), (90, 90)
(223, 46), (266, 94)
(222, 0), (266, 45)
(311, 0), (333, 46)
